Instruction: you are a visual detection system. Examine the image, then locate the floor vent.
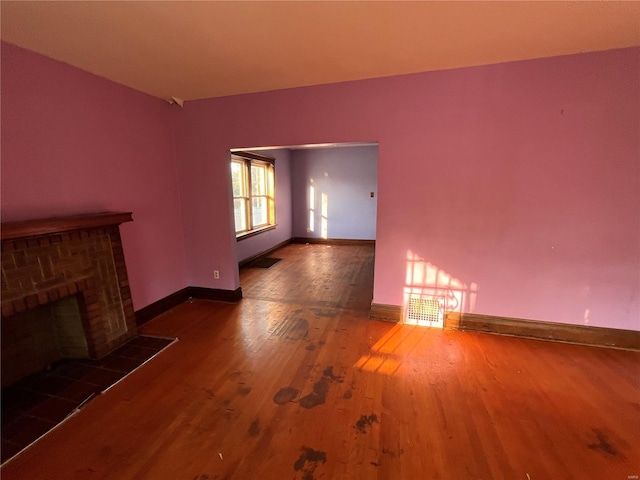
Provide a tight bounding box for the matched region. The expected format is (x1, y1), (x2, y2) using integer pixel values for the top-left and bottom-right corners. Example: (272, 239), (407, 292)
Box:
(405, 296), (444, 327)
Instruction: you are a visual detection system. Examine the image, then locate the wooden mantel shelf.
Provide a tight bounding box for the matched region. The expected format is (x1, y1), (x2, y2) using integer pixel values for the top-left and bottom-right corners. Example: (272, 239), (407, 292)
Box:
(1, 212), (133, 241)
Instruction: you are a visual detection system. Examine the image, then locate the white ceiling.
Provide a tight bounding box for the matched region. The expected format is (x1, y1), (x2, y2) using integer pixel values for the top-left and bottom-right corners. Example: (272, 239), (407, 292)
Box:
(1, 1), (639, 102)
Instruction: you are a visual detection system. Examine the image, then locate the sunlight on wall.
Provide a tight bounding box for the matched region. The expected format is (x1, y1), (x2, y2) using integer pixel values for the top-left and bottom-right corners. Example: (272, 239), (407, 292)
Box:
(321, 193), (328, 239)
(308, 180), (329, 239)
(308, 182), (315, 233)
(404, 250), (478, 328)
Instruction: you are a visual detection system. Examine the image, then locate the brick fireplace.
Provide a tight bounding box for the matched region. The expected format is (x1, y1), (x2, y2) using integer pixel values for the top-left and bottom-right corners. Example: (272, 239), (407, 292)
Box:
(1, 212), (137, 386)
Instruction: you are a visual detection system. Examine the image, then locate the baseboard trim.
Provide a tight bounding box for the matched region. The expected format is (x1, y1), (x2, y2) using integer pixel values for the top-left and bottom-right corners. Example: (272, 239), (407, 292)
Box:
(445, 312), (640, 350)
(188, 286), (243, 303)
(370, 303), (402, 323)
(293, 237), (375, 246)
(135, 288), (191, 326)
(135, 286), (243, 326)
(239, 238), (292, 268)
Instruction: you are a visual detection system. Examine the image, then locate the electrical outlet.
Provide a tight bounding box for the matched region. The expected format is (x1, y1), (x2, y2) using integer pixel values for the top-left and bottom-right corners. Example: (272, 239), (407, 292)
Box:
(214, 270), (220, 279)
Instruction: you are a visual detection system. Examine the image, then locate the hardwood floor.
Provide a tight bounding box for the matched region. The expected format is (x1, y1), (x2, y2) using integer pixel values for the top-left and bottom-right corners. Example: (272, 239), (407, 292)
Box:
(2, 243), (638, 479)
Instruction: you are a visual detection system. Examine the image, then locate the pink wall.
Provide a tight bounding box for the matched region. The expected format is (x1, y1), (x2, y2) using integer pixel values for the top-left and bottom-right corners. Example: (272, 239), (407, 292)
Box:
(3, 42), (637, 330)
(1, 42), (189, 310)
(174, 48), (639, 330)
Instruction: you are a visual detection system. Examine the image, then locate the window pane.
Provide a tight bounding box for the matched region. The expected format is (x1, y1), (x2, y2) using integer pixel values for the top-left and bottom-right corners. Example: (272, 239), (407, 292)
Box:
(231, 155), (276, 235)
(231, 162), (244, 197)
(251, 165), (266, 195)
(234, 198), (247, 232)
(252, 197), (267, 226)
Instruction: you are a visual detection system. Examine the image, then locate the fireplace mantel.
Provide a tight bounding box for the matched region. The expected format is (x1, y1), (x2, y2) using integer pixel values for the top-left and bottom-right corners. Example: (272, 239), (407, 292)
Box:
(1, 212), (133, 241)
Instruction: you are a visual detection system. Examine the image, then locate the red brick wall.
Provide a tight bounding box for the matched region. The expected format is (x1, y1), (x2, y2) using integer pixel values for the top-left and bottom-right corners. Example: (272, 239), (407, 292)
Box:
(1, 225), (137, 358)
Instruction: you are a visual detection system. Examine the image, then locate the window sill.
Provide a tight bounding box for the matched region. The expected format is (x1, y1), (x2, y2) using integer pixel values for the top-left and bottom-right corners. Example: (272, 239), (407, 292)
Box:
(236, 224), (277, 241)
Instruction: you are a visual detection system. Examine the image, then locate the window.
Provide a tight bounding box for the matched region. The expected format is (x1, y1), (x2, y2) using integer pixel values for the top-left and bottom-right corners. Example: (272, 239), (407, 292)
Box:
(231, 152), (275, 237)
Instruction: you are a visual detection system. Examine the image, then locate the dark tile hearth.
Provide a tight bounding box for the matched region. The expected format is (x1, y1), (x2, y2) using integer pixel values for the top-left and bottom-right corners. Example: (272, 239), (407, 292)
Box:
(247, 257), (282, 269)
(1, 335), (175, 464)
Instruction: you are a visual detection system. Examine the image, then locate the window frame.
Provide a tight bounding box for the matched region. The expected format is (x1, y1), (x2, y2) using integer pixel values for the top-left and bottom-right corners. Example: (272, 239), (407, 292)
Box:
(231, 151), (276, 239)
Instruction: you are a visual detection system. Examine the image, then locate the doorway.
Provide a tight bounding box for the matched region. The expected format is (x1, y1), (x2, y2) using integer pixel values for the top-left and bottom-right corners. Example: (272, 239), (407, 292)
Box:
(231, 142), (378, 307)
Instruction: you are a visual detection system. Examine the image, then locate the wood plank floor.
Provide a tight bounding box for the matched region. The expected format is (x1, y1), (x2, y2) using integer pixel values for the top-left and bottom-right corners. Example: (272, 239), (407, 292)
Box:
(2, 243), (638, 479)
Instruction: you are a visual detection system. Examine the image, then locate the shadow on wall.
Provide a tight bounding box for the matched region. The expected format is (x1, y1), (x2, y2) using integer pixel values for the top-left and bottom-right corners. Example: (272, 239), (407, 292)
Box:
(404, 250), (478, 328)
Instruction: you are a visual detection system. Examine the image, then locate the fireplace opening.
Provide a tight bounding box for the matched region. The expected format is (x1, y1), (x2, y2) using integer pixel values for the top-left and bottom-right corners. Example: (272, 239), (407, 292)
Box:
(1, 295), (89, 388)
